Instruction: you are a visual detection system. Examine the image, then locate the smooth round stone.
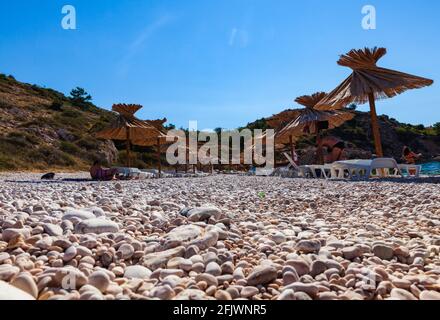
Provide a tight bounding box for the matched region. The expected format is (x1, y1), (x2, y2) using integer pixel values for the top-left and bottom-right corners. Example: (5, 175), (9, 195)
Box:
(285, 260), (310, 277)
(112, 266), (124, 277)
(283, 271), (299, 286)
(75, 218), (119, 234)
(202, 252), (218, 264)
(195, 273), (218, 287)
(310, 260), (328, 277)
(390, 288), (417, 300)
(88, 271), (110, 293)
(215, 290), (232, 300)
(174, 289), (210, 300)
(161, 275), (183, 288)
(124, 265), (152, 280)
(247, 265), (277, 286)
(184, 207), (222, 222)
(317, 292), (338, 300)
(62, 209), (96, 221)
(0, 265), (20, 281)
(0, 281), (35, 300)
(277, 289), (296, 300)
(167, 257), (185, 269)
(373, 244), (394, 260)
(419, 290), (440, 300)
(150, 285), (175, 299)
(233, 267), (245, 280)
(294, 292), (313, 300)
(160, 269), (184, 278)
(392, 278), (411, 290)
(191, 262), (205, 273)
(283, 282), (319, 298)
(394, 246), (410, 258)
(63, 246), (77, 262)
(179, 259), (193, 272)
(295, 240), (321, 253)
(117, 244), (135, 260)
(76, 246), (93, 257)
(226, 287), (240, 299)
(163, 224), (203, 248)
(43, 223), (63, 237)
(205, 262), (222, 276)
(0, 252), (11, 264)
(185, 245), (199, 258)
(53, 238), (72, 249)
(80, 287), (104, 300)
(341, 246), (362, 260)
(241, 286), (259, 298)
(11, 273), (38, 298)
(221, 262), (234, 275)
(270, 232), (286, 244)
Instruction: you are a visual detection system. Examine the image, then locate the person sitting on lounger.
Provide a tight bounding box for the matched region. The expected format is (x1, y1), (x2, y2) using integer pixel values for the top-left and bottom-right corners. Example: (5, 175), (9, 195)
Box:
(402, 146), (422, 164)
(322, 136), (346, 163)
(90, 161), (118, 181)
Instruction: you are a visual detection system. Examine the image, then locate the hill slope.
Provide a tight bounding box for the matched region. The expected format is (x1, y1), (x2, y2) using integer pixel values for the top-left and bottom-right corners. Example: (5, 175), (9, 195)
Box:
(0, 74), (118, 171)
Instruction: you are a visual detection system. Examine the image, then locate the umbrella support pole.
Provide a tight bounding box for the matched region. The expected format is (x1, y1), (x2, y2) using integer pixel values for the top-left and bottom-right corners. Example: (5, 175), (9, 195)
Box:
(368, 93), (384, 158)
(126, 127), (131, 168)
(157, 138), (161, 177)
(316, 130), (324, 165)
(289, 135), (296, 165)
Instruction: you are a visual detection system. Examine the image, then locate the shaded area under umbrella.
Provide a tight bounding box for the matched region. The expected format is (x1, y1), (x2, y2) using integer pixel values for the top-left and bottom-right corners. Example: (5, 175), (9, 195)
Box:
(277, 92), (355, 164)
(95, 104), (166, 172)
(316, 47), (433, 157)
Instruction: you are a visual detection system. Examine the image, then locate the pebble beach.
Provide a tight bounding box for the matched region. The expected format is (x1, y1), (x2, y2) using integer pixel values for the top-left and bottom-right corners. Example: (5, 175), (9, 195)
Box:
(0, 173), (439, 300)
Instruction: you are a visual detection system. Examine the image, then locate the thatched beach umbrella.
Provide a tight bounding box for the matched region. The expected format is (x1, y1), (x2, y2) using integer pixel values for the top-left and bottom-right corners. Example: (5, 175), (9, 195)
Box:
(277, 92), (355, 164)
(266, 109), (302, 131)
(316, 47), (433, 157)
(95, 104), (166, 170)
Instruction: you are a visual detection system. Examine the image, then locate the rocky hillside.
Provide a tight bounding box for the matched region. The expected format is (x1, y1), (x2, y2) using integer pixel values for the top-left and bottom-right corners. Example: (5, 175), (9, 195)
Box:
(0, 74), (118, 171)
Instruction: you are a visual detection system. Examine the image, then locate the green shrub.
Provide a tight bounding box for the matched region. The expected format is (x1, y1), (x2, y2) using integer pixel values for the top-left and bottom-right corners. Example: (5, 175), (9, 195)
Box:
(61, 109), (82, 118)
(0, 154), (18, 171)
(60, 141), (81, 154)
(28, 146), (76, 167)
(76, 138), (99, 150)
(50, 99), (64, 111)
(6, 131), (39, 146)
(433, 122), (440, 135)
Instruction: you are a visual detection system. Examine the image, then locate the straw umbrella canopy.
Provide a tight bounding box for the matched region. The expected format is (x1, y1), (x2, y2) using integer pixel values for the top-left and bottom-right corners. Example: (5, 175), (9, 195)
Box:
(266, 109), (302, 130)
(277, 92), (355, 164)
(316, 47), (434, 157)
(95, 104), (166, 169)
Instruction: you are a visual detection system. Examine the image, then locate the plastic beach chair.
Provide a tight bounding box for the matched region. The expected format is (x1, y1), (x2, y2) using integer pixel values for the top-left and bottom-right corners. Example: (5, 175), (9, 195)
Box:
(330, 158), (404, 180)
(114, 167), (142, 179)
(397, 164), (422, 178)
(283, 152), (319, 178)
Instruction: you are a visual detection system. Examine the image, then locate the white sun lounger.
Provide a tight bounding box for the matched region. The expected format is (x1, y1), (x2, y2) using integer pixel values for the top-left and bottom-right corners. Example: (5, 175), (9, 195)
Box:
(397, 164), (422, 178)
(283, 152), (331, 178)
(330, 158), (404, 180)
(114, 167), (143, 179)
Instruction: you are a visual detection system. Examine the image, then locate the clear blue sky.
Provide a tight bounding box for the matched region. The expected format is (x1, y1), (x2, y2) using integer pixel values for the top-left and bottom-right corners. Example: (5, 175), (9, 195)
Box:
(0, 0), (438, 130)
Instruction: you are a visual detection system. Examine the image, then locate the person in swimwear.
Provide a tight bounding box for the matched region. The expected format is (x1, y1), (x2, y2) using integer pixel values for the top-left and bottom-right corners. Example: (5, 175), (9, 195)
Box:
(402, 146), (422, 164)
(321, 136), (347, 163)
(90, 160), (118, 181)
